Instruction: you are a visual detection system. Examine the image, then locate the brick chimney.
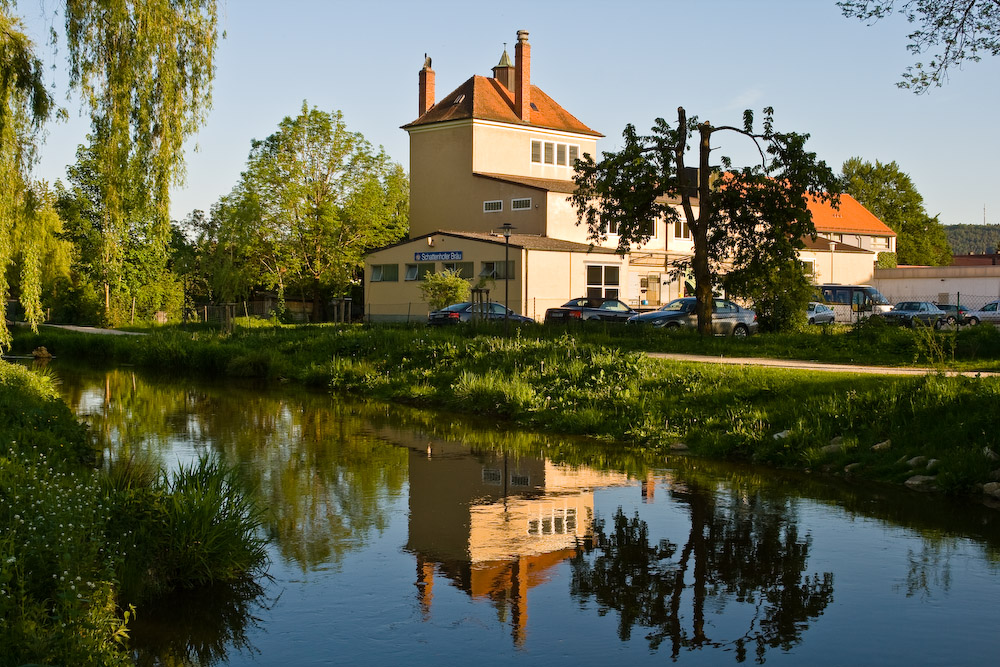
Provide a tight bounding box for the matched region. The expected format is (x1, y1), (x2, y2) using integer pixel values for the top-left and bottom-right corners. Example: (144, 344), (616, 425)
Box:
(418, 54), (435, 116)
(514, 30), (530, 122)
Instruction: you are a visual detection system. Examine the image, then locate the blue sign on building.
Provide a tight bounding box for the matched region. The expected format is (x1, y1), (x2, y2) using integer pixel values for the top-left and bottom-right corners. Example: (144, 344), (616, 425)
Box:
(415, 251), (463, 261)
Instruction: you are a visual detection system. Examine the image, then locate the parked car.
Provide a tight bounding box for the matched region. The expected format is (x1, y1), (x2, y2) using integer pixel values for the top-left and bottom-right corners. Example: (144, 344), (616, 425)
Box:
(543, 297), (637, 324)
(428, 301), (534, 326)
(881, 301), (945, 328)
(807, 302), (836, 325)
(935, 303), (969, 326)
(965, 300), (1000, 326)
(626, 297), (757, 337)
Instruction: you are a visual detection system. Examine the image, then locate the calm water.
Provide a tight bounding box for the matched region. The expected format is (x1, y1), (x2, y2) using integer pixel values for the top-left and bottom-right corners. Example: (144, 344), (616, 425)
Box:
(48, 363), (1000, 666)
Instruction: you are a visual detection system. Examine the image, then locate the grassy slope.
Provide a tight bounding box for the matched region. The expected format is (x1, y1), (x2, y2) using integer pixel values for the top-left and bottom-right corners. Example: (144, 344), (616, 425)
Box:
(10, 321), (1000, 493)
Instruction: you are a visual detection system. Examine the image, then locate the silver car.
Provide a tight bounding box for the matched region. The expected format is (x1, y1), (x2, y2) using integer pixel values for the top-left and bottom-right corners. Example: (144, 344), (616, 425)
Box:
(965, 300), (1000, 326)
(807, 302), (836, 325)
(882, 301), (945, 328)
(626, 297), (757, 337)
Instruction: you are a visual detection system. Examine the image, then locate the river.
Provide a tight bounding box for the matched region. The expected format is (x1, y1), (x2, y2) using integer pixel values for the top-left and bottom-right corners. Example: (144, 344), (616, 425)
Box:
(48, 362), (1000, 665)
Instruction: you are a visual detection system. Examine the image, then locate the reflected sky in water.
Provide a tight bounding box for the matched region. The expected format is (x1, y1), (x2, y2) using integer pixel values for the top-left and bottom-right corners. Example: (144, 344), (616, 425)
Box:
(49, 362), (1000, 666)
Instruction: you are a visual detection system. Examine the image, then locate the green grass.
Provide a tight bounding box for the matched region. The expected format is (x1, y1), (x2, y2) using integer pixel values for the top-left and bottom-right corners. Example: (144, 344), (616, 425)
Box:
(10, 321), (1000, 496)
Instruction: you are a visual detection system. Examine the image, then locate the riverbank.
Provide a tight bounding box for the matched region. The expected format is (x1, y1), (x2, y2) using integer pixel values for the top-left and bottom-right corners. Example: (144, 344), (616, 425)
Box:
(9, 322), (1000, 500)
(0, 362), (268, 667)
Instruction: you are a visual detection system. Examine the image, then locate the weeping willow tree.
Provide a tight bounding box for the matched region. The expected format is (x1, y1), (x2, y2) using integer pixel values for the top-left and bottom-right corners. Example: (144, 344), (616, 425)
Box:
(63, 0), (219, 318)
(0, 5), (52, 349)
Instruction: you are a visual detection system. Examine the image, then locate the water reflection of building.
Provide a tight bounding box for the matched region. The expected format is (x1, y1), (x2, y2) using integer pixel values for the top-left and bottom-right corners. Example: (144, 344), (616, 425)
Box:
(400, 437), (631, 646)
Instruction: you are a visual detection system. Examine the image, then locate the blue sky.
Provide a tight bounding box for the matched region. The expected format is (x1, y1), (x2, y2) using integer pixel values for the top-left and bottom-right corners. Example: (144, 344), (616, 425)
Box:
(19, 0), (1000, 227)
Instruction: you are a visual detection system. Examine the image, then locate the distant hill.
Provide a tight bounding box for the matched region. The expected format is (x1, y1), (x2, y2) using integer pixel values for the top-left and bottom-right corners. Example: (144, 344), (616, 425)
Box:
(944, 224), (1000, 256)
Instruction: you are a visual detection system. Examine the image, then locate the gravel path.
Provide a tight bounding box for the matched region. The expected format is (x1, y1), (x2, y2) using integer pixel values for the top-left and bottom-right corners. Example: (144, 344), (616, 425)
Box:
(647, 352), (999, 377)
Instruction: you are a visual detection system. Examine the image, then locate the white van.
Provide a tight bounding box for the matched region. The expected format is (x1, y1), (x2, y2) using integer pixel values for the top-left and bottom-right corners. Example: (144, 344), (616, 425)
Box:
(815, 284), (892, 323)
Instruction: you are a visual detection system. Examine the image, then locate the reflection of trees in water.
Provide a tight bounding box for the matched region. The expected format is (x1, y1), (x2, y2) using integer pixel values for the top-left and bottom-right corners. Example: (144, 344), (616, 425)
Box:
(57, 366), (408, 572)
(128, 578), (270, 667)
(571, 481), (833, 662)
(899, 541), (955, 600)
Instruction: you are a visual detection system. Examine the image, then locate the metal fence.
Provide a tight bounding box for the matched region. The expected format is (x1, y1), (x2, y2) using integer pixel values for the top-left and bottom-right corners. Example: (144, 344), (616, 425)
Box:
(879, 292), (997, 310)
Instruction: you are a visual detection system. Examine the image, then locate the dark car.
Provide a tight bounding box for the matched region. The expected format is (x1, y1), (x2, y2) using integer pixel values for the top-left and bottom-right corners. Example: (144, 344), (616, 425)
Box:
(543, 297), (637, 324)
(626, 297), (758, 337)
(936, 303), (969, 326)
(882, 301), (945, 328)
(428, 301), (534, 326)
(807, 301), (836, 325)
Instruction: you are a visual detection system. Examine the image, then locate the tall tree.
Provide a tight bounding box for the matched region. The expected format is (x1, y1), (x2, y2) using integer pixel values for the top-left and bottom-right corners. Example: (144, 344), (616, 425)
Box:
(572, 107), (840, 335)
(63, 0), (218, 315)
(841, 157), (952, 265)
(0, 4), (52, 348)
(838, 0), (1000, 92)
(211, 102), (408, 319)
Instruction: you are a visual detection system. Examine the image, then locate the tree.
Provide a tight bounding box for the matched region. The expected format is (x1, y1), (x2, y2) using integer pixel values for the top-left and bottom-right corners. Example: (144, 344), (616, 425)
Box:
(0, 4), (52, 347)
(210, 102), (408, 320)
(723, 258), (814, 332)
(838, 1), (1000, 92)
(572, 107), (840, 335)
(56, 140), (184, 324)
(841, 157), (952, 265)
(63, 0), (219, 315)
(419, 269), (470, 311)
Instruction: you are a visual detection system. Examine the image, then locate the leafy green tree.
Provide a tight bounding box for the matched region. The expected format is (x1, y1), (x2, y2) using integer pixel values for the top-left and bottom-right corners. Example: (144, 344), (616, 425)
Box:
(6, 184), (73, 327)
(572, 107), (840, 335)
(841, 157), (952, 265)
(56, 141), (183, 324)
(724, 258), (813, 332)
(419, 269), (470, 311)
(0, 5), (52, 347)
(63, 0), (219, 315)
(210, 102), (408, 319)
(839, 1), (1000, 92)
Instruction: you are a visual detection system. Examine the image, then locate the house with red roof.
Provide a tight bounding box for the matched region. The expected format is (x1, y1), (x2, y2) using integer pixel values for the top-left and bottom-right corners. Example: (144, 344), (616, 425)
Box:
(364, 30), (894, 321)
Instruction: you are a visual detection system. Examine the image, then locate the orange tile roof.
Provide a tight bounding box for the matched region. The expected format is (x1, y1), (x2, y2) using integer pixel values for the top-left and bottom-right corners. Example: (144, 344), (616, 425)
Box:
(403, 75), (602, 137)
(809, 194), (896, 237)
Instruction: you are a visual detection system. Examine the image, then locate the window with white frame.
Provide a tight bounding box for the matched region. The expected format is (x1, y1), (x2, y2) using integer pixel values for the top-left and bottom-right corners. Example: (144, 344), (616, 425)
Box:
(544, 142), (554, 164)
(872, 236), (889, 249)
(568, 145), (580, 165)
(404, 263), (435, 281)
(586, 264), (620, 299)
(801, 258), (816, 276)
(512, 197), (531, 211)
(556, 143), (567, 166)
(674, 218), (691, 239)
(480, 260), (514, 280)
(371, 264), (399, 282)
(531, 140), (542, 163)
(483, 200), (502, 213)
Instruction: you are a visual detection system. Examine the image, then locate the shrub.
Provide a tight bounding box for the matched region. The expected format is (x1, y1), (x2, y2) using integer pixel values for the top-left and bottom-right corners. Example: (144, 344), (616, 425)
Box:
(419, 269), (470, 311)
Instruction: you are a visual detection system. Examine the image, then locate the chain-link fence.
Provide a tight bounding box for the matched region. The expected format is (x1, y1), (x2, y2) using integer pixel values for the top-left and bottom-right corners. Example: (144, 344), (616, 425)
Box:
(879, 292), (997, 310)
